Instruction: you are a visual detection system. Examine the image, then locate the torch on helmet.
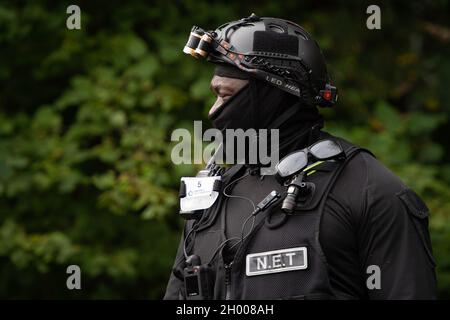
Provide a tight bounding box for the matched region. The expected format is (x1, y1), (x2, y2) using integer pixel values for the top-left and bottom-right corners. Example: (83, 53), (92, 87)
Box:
(183, 13), (338, 107)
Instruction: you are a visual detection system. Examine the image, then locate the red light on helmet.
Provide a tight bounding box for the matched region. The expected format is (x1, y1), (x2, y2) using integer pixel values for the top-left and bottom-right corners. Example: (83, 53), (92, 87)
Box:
(318, 84), (338, 107)
(323, 90), (332, 100)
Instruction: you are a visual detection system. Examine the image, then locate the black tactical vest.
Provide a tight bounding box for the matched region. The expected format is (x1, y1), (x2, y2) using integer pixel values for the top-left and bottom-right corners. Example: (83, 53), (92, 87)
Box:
(181, 135), (373, 300)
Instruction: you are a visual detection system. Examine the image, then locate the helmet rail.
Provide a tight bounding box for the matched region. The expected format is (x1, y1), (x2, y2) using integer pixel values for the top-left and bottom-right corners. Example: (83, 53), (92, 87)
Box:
(182, 14), (338, 107)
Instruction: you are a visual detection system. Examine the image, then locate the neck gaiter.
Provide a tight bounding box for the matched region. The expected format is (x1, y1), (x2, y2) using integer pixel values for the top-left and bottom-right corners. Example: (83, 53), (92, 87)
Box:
(208, 69), (323, 165)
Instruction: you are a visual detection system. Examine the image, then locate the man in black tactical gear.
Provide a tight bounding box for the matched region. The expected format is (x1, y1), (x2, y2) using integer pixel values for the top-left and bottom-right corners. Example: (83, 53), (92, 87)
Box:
(164, 14), (437, 300)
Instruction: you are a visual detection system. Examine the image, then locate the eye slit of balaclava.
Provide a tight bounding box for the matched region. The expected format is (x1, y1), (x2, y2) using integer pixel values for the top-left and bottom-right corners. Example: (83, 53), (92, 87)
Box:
(213, 64), (250, 80)
(207, 82), (250, 122)
(207, 64), (252, 124)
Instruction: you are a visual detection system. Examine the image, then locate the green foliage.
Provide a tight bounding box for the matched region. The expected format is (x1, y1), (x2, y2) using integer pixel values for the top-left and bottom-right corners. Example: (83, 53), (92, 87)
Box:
(0, 0), (449, 298)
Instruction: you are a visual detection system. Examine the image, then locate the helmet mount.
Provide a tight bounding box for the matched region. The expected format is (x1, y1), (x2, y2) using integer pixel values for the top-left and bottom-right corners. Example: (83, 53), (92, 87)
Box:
(183, 14), (338, 107)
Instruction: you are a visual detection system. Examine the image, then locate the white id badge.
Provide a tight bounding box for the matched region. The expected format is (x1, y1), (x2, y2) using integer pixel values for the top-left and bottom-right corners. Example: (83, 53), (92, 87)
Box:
(180, 176), (221, 212)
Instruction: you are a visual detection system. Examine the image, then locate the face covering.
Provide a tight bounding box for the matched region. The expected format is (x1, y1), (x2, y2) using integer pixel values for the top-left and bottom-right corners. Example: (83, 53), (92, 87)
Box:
(208, 66), (324, 164)
(208, 82), (252, 131)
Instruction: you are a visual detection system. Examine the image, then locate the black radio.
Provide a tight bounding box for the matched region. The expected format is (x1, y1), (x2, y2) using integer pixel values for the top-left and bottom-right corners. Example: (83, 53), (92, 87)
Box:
(183, 255), (215, 300)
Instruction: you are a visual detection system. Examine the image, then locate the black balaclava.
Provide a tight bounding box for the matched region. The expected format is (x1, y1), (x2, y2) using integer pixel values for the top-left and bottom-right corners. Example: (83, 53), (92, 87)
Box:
(208, 65), (323, 164)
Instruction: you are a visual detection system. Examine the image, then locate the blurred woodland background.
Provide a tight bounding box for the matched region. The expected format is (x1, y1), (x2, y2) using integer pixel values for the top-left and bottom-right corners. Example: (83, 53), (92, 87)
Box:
(0, 0), (449, 298)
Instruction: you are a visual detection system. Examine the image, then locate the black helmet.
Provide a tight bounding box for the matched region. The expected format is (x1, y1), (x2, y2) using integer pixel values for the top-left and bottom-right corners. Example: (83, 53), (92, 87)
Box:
(183, 13), (338, 107)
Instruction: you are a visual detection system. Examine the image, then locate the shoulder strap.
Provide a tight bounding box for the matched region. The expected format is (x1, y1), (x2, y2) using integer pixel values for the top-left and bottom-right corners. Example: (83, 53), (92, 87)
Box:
(321, 139), (374, 197)
(312, 139), (374, 298)
(295, 137), (374, 211)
